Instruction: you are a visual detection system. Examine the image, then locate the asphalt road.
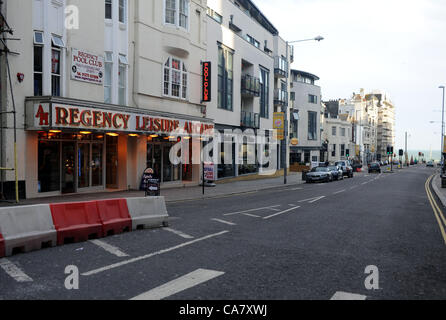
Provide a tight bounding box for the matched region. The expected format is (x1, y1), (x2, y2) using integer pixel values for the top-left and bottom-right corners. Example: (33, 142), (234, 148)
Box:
(1, 165), (445, 300)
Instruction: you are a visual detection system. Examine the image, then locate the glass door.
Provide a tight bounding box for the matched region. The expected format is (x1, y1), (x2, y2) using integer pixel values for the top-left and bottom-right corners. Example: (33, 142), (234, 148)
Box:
(61, 142), (76, 194)
(91, 143), (103, 187)
(78, 143), (90, 189)
(106, 136), (118, 188)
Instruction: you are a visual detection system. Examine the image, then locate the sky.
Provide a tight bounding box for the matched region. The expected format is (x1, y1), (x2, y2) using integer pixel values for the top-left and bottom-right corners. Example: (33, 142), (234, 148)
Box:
(254, 0), (446, 152)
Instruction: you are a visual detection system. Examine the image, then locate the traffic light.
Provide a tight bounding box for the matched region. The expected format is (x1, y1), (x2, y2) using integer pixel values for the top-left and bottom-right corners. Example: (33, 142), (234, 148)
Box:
(346, 149), (350, 157)
(387, 146), (394, 155)
(390, 146), (394, 155)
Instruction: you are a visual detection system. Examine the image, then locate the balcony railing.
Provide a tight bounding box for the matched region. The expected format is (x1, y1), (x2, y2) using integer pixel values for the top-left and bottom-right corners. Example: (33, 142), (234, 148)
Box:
(241, 111), (260, 129)
(241, 74), (260, 98)
(274, 89), (288, 106)
(274, 56), (288, 78)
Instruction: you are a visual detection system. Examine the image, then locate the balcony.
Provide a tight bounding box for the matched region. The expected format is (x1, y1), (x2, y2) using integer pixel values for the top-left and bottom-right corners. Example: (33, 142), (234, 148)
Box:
(241, 111), (260, 129)
(274, 56), (288, 78)
(274, 89), (288, 106)
(241, 74), (260, 98)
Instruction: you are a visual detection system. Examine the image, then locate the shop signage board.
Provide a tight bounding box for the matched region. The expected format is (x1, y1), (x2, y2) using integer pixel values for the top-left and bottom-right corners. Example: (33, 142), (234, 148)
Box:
(71, 49), (104, 85)
(28, 103), (215, 137)
(204, 162), (215, 181)
(202, 62), (211, 102)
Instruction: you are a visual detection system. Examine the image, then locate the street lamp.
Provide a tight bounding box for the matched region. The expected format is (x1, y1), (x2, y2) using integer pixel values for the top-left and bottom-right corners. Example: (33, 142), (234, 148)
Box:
(283, 36), (324, 184)
(440, 86), (445, 174)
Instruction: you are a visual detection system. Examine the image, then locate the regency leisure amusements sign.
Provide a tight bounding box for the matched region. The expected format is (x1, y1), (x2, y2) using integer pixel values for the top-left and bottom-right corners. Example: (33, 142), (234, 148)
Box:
(27, 103), (214, 137)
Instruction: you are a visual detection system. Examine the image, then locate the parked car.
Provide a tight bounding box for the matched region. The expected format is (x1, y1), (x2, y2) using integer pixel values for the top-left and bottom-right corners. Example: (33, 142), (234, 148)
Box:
(438, 161), (444, 167)
(306, 167), (333, 183)
(335, 161), (354, 178)
(328, 165), (344, 181)
(427, 161), (434, 167)
(368, 162), (381, 174)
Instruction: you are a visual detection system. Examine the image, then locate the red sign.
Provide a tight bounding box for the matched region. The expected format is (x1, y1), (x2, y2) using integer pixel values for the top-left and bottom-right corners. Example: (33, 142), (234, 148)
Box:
(202, 61), (211, 102)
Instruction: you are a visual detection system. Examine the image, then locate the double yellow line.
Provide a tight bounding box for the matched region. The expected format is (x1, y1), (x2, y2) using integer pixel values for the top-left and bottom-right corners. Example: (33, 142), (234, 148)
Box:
(425, 175), (446, 245)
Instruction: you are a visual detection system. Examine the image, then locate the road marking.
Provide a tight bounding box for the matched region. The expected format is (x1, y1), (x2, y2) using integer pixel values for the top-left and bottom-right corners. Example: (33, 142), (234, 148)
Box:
(224, 205), (281, 216)
(164, 228), (194, 239)
(211, 218), (236, 226)
(425, 175), (446, 245)
(330, 291), (367, 300)
(82, 231), (229, 277)
(298, 196), (325, 203)
(241, 213), (261, 218)
(333, 189), (346, 195)
(130, 269), (225, 300)
(90, 239), (129, 258)
(362, 182), (368, 185)
(291, 187), (303, 191)
(0, 259), (33, 283)
(263, 206), (300, 220)
(350, 186), (357, 190)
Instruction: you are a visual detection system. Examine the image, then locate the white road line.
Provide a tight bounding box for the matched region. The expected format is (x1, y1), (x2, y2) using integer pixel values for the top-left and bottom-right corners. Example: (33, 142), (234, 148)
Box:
(361, 182), (369, 185)
(291, 187), (303, 191)
(350, 186), (358, 190)
(241, 213), (261, 218)
(82, 231), (229, 277)
(333, 189), (346, 195)
(212, 218), (236, 226)
(263, 206), (300, 220)
(164, 228), (194, 239)
(0, 259), (33, 283)
(224, 205), (281, 216)
(130, 269), (225, 300)
(330, 291), (367, 300)
(90, 239), (129, 258)
(298, 196), (324, 203)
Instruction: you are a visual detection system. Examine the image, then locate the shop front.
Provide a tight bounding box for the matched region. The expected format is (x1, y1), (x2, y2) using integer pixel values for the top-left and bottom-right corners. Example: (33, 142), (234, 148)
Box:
(25, 97), (214, 198)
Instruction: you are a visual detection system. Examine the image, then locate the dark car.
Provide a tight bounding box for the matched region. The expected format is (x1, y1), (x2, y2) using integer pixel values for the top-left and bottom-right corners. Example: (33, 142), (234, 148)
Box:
(335, 161), (354, 178)
(306, 167), (333, 183)
(368, 162), (381, 173)
(328, 165), (344, 181)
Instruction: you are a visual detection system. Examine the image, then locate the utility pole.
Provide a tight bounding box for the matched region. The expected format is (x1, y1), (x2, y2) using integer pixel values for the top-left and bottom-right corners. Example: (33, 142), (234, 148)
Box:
(440, 86), (445, 174)
(405, 132), (408, 167)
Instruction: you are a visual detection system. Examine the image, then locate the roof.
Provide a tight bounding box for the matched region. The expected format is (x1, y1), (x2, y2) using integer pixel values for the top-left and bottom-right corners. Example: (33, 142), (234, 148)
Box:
(237, 0), (278, 35)
(291, 69), (320, 81)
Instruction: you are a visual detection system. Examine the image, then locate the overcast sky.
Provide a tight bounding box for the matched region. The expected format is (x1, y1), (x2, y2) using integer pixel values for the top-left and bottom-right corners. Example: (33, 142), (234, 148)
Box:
(255, 0), (446, 152)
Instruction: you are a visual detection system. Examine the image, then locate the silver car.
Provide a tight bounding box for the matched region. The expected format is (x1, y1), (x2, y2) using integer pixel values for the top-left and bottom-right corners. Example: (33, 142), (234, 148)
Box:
(306, 167), (333, 183)
(328, 165), (344, 181)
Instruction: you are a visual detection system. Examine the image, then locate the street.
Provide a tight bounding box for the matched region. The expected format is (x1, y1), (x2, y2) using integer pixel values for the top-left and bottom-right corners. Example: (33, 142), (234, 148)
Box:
(0, 165), (445, 300)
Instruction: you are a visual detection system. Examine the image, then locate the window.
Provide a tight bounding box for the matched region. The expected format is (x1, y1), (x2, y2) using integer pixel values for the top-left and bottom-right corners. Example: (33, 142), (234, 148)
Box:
(119, 0), (126, 23)
(163, 57), (187, 99)
(332, 144), (336, 157)
(332, 126), (337, 136)
(51, 45), (61, 96)
(51, 35), (65, 48)
(308, 111), (317, 140)
(341, 128), (346, 137)
(34, 31), (44, 45)
(104, 52), (113, 103)
(34, 45), (43, 96)
(290, 92), (295, 101)
(207, 7), (222, 24)
(308, 94), (318, 104)
(105, 0), (112, 19)
(259, 67), (269, 118)
(246, 34), (260, 48)
(341, 144), (346, 157)
(119, 55), (127, 105)
(218, 46), (233, 111)
(165, 0), (189, 29)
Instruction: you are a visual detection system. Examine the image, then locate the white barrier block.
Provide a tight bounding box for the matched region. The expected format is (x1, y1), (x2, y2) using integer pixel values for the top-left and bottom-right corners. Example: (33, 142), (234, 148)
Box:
(0, 204), (57, 256)
(126, 197), (169, 230)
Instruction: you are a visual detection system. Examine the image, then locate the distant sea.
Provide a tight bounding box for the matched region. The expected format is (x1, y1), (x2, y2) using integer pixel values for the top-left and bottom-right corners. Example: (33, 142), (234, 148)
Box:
(406, 150), (441, 161)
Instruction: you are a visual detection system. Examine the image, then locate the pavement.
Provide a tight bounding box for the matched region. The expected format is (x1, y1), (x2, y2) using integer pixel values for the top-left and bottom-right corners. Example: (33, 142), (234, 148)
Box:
(1, 164), (445, 300)
(432, 171), (446, 207)
(0, 171), (311, 206)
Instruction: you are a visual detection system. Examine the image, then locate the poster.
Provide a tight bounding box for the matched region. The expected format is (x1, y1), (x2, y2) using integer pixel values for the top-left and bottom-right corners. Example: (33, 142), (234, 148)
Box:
(71, 48), (104, 85)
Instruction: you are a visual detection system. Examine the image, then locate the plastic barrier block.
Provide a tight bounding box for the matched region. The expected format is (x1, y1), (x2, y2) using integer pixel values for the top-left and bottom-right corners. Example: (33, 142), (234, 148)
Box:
(96, 199), (132, 236)
(50, 201), (103, 246)
(0, 205), (57, 256)
(126, 197), (169, 230)
(0, 233), (4, 258)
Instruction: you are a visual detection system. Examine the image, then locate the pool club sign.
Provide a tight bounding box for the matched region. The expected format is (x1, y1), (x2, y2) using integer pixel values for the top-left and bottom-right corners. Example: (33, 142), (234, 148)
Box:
(202, 61), (211, 102)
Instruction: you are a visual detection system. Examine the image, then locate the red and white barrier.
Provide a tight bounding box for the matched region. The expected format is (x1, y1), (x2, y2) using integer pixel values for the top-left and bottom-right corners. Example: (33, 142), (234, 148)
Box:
(0, 197), (169, 257)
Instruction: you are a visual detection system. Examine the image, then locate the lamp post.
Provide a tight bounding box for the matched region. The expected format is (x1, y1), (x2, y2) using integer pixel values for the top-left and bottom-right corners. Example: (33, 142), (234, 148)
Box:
(283, 36), (324, 184)
(440, 86), (445, 174)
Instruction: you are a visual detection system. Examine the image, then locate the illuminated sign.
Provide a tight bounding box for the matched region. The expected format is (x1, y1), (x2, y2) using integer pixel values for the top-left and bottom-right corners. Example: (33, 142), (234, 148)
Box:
(202, 61), (211, 102)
